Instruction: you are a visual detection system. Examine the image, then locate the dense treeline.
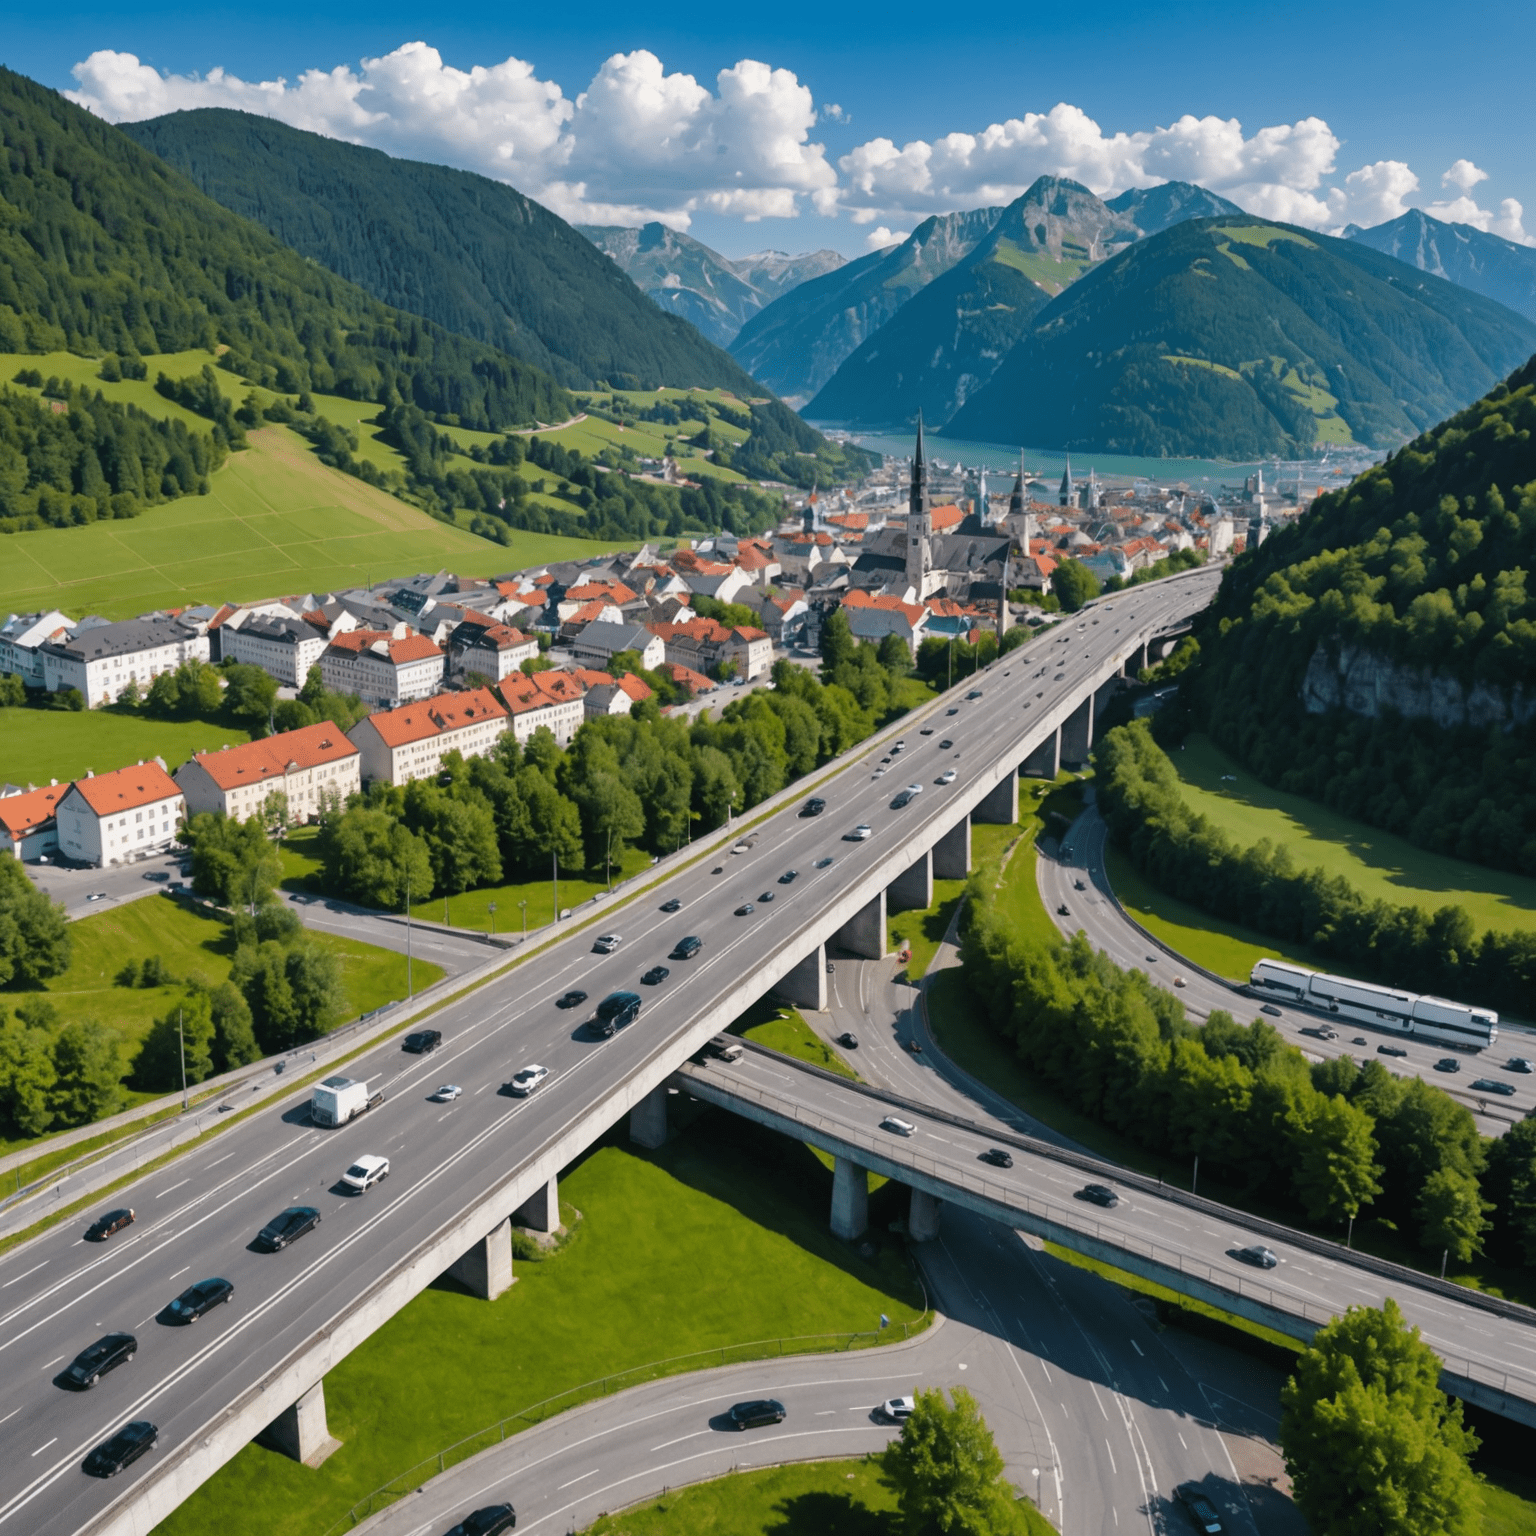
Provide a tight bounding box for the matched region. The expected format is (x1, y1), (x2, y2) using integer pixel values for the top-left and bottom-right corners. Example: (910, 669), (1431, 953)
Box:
(960, 835), (1529, 1266)
(1103, 546), (1206, 592)
(0, 69), (571, 433)
(1180, 352), (1536, 872)
(721, 398), (875, 489)
(1097, 720), (1536, 1017)
(0, 378), (223, 530)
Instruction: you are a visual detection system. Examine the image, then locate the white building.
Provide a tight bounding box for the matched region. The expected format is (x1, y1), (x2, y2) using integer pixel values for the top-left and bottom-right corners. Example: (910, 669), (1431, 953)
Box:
(39, 617), (210, 707)
(174, 723), (361, 821)
(348, 688), (510, 785)
(497, 671), (588, 746)
(0, 610), (76, 688)
(317, 631), (446, 707)
(570, 622), (665, 672)
(0, 782), (66, 860)
(55, 760), (183, 867)
(218, 614), (330, 688)
(447, 621), (541, 682)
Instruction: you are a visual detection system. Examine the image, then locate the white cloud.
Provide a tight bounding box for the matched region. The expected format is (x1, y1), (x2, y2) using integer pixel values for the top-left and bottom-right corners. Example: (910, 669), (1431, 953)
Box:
(1443, 159), (1489, 193)
(863, 226), (908, 250)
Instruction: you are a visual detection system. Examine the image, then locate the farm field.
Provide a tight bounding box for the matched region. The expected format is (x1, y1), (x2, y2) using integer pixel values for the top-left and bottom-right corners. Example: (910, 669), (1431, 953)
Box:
(0, 705), (252, 786)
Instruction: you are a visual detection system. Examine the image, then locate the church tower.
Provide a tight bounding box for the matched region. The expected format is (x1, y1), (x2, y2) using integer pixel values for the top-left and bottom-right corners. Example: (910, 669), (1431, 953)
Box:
(1059, 459), (1076, 508)
(905, 416), (932, 596)
(976, 466), (989, 525)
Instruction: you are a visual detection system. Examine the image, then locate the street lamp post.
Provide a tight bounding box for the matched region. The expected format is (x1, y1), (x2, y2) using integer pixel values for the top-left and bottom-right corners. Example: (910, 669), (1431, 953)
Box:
(177, 1006), (187, 1112)
(405, 870), (413, 999)
(519, 898), (527, 942)
(552, 850), (559, 922)
(487, 901), (497, 938)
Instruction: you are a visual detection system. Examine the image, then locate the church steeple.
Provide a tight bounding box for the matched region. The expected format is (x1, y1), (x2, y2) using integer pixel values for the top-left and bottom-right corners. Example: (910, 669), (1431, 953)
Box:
(976, 465), (989, 525)
(905, 414), (932, 595)
(1008, 451), (1025, 520)
(1058, 458), (1076, 508)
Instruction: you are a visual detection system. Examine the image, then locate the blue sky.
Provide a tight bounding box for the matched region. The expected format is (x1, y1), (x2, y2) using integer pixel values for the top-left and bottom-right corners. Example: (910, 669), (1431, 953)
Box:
(6, 0), (1534, 257)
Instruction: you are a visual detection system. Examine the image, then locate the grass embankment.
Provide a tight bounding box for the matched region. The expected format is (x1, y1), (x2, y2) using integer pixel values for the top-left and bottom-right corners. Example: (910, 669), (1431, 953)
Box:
(154, 1116), (928, 1536)
(0, 705), (253, 787)
(729, 994), (858, 1081)
(1110, 732), (1536, 979)
(0, 898), (440, 1159)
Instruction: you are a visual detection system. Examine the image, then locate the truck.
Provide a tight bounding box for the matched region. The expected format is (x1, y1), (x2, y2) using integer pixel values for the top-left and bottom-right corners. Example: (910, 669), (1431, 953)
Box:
(311, 1075), (381, 1128)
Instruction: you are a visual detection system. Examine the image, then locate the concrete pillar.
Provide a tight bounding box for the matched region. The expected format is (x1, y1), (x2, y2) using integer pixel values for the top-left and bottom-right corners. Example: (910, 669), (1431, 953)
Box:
(261, 1380), (341, 1467)
(514, 1175), (558, 1235)
(831, 1155), (869, 1240)
(446, 1216), (515, 1301)
(1061, 694), (1094, 767)
(775, 942), (828, 1011)
(933, 817), (971, 880)
(887, 848), (933, 913)
(1023, 728), (1060, 781)
(1134, 640), (1150, 674)
(630, 1084), (668, 1148)
(833, 890), (886, 959)
(975, 769), (1018, 825)
(908, 1187), (943, 1243)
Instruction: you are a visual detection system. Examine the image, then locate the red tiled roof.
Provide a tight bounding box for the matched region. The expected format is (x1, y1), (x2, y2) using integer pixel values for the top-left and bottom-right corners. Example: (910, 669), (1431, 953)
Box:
(661, 662), (714, 695)
(565, 581), (637, 606)
(0, 783), (67, 837)
(68, 762), (180, 816)
(189, 724), (358, 789)
(363, 688), (508, 748)
(931, 504), (964, 532)
(498, 671), (588, 715)
(325, 631), (442, 665)
(841, 590), (926, 627)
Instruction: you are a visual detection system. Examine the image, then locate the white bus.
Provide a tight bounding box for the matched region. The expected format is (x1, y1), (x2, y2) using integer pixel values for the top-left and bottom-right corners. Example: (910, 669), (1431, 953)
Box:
(1249, 959), (1497, 1050)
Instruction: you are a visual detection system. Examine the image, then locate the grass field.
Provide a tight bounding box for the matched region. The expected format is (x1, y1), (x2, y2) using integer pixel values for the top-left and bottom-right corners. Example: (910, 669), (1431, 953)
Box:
(730, 994), (858, 1081)
(0, 898), (440, 1157)
(154, 1118), (928, 1536)
(0, 704), (253, 786)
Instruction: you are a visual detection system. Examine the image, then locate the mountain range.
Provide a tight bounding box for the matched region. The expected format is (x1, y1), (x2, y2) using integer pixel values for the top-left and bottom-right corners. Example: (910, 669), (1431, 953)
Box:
(1347, 209), (1536, 324)
(122, 110), (760, 395)
(578, 223), (845, 349)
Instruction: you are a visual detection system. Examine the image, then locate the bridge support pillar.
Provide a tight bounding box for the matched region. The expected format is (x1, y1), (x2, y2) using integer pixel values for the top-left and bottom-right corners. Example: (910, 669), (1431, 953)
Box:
(833, 890), (886, 959)
(775, 943), (828, 1012)
(630, 1085), (668, 1148)
(975, 769), (1018, 825)
(908, 1187), (943, 1243)
(1092, 680), (1118, 746)
(933, 818), (971, 880)
(1061, 694), (1094, 767)
(260, 1380), (342, 1467)
(446, 1216), (515, 1301)
(888, 849), (933, 913)
(515, 1175), (559, 1235)
(1133, 640), (1150, 675)
(831, 1155), (869, 1240)
(1023, 728), (1060, 781)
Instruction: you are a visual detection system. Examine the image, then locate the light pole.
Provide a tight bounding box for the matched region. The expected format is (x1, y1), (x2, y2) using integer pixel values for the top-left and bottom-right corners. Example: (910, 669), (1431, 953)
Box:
(519, 898), (527, 942)
(606, 826), (613, 894)
(552, 849), (559, 922)
(177, 1006), (187, 1112)
(487, 901), (497, 938)
(405, 869), (413, 999)
(1191, 1154), (1199, 1197)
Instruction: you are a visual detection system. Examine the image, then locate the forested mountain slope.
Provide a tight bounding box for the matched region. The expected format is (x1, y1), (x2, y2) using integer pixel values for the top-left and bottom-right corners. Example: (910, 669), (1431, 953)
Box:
(123, 110), (759, 395)
(1175, 353), (1536, 872)
(1349, 209), (1536, 325)
(0, 70), (570, 431)
(947, 217), (1536, 458)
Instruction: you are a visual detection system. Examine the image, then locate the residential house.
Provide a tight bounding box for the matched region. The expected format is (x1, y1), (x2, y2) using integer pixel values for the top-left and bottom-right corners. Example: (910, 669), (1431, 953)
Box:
(448, 621), (541, 682)
(218, 613), (330, 687)
(348, 688), (510, 785)
(0, 610), (75, 688)
(56, 761), (183, 867)
(0, 781), (66, 860)
(840, 591), (930, 656)
(318, 630), (445, 707)
(39, 617), (210, 707)
(497, 670), (588, 746)
(175, 723), (361, 822)
(650, 618), (772, 680)
(659, 662), (714, 700)
(670, 549), (754, 604)
(570, 622), (665, 671)
(577, 670), (653, 720)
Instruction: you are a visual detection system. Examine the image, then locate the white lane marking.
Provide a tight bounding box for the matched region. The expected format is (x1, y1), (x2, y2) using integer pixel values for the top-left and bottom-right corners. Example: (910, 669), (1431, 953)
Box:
(557, 1469), (600, 1490)
(29, 1440), (56, 1457)
(167, 1267), (189, 1281)
(155, 1180), (190, 1199)
(650, 1431), (708, 1452)
(1130, 1339), (1143, 1356)
(41, 1356), (64, 1369)
(1178, 1432), (1188, 1449)
(2, 1262), (49, 1289)
(1104, 1437), (1117, 1474)
(206, 1153), (236, 1170)
(1158, 1377), (1169, 1393)
(0, 1411), (17, 1426)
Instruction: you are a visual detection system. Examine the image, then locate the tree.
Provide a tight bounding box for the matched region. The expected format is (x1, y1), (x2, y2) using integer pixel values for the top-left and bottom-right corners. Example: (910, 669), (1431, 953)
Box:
(232, 938), (344, 1053)
(315, 804), (434, 911)
(1280, 1300), (1479, 1536)
(1288, 1092), (1382, 1224)
(0, 672), (26, 708)
(1052, 558), (1101, 613)
(877, 632), (911, 674)
(223, 662), (278, 733)
(880, 1385), (1032, 1535)
(206, 979), (260, 1072)
(0, 1015), (56, 1137)
(51, 1019), (123, 1126)
(1415, 1168), (1490, 1263)
(131, 992), (215, 1092)
(0, 852), (72, 984)
(819, 605), (856, 673)
(184, 813), (283, 910)
(404, 782), (502, 895)
(261, 790), (291, 839)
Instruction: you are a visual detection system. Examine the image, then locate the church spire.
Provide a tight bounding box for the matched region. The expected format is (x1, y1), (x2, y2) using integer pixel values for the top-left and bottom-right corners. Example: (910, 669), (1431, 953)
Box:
(906, 414), (932, 595)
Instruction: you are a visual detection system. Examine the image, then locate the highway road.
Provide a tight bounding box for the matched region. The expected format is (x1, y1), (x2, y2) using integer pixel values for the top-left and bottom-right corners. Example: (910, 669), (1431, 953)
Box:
(1038, 803), (1536, 1136)
(0, 569), (1226, 1535)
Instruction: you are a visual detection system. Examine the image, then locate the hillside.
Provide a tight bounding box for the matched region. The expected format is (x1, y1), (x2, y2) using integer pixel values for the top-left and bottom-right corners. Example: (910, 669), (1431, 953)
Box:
(1175, 353), (1536, 873)
(804, 178), (1135, 427)
(122, 110), (759, 396)
(1349, 209), (1536, 324)
(579, 223), (844, 348)
(728, 208), (1004, 403)
(0, 69), (570, 432)
(946, 216), (1536, 457)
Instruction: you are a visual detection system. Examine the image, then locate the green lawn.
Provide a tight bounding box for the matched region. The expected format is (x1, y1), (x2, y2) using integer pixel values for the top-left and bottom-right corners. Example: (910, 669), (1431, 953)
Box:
(0, 704), (252, 786)
(1170, 734), (1536, 936)
(1483, 1472), (1536, 1535)
(0, 897), (441, 1157)
(154, 1118), (929, 1536)
(735, 999), (859, 1081)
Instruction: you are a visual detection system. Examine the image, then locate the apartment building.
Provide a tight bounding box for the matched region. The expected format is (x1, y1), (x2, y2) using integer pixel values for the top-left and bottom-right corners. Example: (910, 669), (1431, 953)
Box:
(174, 723), (362, 821)
(348, 688), (509, 785)
(55, 761), (184, 867)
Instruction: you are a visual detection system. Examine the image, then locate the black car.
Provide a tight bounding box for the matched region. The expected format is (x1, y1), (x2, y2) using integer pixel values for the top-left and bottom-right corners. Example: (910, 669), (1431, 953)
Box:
(556, 990), (589, 1010)
(672, 935), (703, 959)
(980, 1148), (1013, 1169)
(448, 1504), (517, 1536)
(660, 898), (682, 913)
(728, 1398), (786, 1429)
(83, 1420), (158, 1478)
(85, 1208), (135, 1242)
(837, 1031), (859, 1048)
(966, 688), (982, 699)
(735, 902), (756, 916)
(403, 1030), (442, 1054)
(814, 857), (834, 869)
(641, 965), (671, 986)
(591, 991), (641, 1038)
(168, 1277), (234, 1322)
(64, 1332), (136, 1388)
(1057, 903), (1070, 916)
(1175, 1482), (1225, 1533)
(920, 726), (934, 735)
(1473, 1078), (1517, 1097)
(1079, 1183), (1119, 1208)
(1435, 1057), (1461, 1073)
(1235, 1245), (1278, 1269)
(778, 870), (799, 885)
(1378, 1043), (1408, 1058)
(758, 891), (776, 903)
(801, 797), (827, 817)
(256, 1206), (321, 1252)
(1260, 1004), (1282, 1017)
(938, 739), (953, 749)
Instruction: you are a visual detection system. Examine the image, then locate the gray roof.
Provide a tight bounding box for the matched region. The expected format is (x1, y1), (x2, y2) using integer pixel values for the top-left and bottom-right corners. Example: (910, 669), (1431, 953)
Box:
(42, 616), (197, 662)
(572, 622), (655, 655)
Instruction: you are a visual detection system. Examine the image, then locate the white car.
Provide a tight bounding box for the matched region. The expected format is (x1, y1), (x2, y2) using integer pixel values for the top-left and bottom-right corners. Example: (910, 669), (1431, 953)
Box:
(341, 1154), (389, 1193)
(593, 934), (623, 954)
(431, 1084), (462, 1102)
(879, 1396), (915, 1422)
(509, 1064), (550, 1097)
(845, 824), (873, 841)
(881, 1115), (915, 1137)
(935, 770), (957, 785)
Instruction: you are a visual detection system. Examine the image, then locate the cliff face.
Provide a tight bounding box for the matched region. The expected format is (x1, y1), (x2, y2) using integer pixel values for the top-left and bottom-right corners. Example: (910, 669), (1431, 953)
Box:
(1301, 642), (1536, 729)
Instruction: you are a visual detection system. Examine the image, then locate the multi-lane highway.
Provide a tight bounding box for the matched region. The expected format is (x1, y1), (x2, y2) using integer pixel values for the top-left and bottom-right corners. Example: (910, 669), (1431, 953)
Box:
(1038, 804), (1536, 1133)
